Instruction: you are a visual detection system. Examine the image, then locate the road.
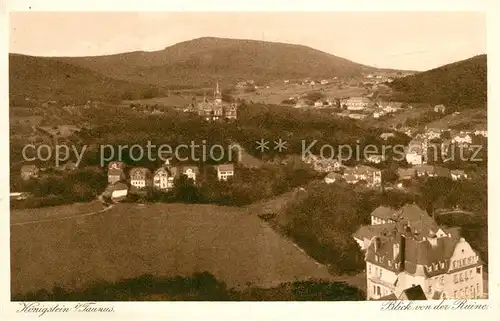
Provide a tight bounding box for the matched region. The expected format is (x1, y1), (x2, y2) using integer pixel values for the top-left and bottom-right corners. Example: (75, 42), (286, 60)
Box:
(10, 204), (114, 227)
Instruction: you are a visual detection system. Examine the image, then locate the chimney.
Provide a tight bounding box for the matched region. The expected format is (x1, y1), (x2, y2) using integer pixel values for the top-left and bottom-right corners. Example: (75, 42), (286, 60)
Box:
(399, 234), (406, 272)
(427, 235), (438, 247)
(374, 237), (380, 252)
(393, 242), (400, 260)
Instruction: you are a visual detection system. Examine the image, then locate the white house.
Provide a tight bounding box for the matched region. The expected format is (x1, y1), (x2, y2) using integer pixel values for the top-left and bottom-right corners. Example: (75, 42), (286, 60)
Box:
(217, 163), (235, 181)
(324, 172), (341, 184)
(153, 164), (178, 190)
(182, 166), (199, 182)
(452, 133), (472, 145)
(130, 167), (152, 189)
(450, 170), (468, 181)
(474, 129), (487, 137)
(354, 204), (485, 300)
(367, 155), (385, 164)
(344, 97), (371, 111)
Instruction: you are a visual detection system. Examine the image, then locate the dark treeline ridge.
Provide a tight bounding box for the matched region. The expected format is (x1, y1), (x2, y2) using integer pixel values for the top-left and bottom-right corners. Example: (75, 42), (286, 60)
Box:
(13, 272), (365, 301)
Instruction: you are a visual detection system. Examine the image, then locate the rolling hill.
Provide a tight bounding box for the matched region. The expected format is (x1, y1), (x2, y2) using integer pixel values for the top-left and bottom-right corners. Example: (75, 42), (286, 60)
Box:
(11, 203), (333, 295)
(54, 37), (401, 87)
(9, 54), (163, 104)
(389, 54), (486, 109)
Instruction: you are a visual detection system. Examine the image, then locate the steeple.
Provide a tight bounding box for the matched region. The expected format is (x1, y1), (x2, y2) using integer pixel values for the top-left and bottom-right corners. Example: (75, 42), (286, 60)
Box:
(214, 78), (222, 104)
(215, 79), (220, 95)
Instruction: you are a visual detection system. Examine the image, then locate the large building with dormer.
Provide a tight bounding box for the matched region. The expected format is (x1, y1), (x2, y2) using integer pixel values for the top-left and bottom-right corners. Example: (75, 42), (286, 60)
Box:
(353, 204), (485, 300)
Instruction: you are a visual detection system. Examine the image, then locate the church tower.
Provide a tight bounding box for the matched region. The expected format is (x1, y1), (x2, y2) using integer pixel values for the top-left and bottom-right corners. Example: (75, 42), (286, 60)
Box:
(214, 79), (222, 105)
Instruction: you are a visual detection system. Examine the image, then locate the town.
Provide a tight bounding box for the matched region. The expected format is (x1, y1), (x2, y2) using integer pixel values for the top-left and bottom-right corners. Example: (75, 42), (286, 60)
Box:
(9, 13), (488, 303)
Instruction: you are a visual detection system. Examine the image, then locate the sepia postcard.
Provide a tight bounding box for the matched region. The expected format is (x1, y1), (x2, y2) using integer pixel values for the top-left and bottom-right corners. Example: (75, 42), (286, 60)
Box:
(1, 1), (498, 320)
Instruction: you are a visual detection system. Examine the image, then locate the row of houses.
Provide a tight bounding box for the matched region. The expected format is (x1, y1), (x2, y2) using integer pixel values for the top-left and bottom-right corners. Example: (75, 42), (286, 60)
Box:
(323, 165), (382, 188)
(104, 160), (236, 202)
(353, 204), (485, 300)
(397, 165), (468, 181)
(107, 160), (235, 187)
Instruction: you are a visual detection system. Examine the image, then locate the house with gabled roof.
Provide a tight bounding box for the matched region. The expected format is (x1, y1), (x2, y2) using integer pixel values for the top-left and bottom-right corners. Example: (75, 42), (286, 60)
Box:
(107, 161), (126, 184)
(217, 163), (235, 181)
(20, 164), (39, 180)
(181, 165), (200, 183)
(450, 169), (468, 181)
(153, 160), (179, 190)
(353, 204), (485, 300)
(129, 167), (152, 189)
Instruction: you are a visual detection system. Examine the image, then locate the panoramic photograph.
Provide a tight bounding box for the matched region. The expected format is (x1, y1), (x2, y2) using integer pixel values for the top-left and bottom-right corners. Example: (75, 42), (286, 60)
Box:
(9, 12), (487, 302)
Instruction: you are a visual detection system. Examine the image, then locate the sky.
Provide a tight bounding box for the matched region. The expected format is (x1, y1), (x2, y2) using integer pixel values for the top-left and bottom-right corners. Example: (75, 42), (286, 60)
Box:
(9, 12), (486, 71)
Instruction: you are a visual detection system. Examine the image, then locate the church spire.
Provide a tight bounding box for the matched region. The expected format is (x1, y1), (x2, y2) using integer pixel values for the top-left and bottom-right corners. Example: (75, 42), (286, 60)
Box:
(216, 79), (220, 95)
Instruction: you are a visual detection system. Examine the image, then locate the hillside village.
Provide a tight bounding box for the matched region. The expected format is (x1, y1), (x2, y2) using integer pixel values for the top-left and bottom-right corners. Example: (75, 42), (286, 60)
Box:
(9, 35), (488, 302)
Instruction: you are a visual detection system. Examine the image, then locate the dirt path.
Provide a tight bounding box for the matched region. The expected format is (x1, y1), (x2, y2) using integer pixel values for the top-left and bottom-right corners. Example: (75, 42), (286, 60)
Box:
(10, 204), (113, 227)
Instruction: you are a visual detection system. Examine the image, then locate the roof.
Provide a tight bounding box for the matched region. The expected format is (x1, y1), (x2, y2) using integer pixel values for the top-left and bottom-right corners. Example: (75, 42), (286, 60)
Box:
(399, 285), (427, 300)
(103, 181), (129, 197)
(154, 166), (179, 177)
(344, 174), (357, 182)
(129, 167), (151, 177)
(414, 165), (435, 174)
(378, 293), (398, 300)
(353, 223), (395, 241)
(182, 166), (200, 174)
(435, 167), (450, 177)
(397, 167), (416, 178)
(217, 163), (234, 172)
(325, 172), (340, 180)
(108, 161), (125, 170)
(371, 206), (395, 220)
(21, 164), (38, 172)
(346, 97), (371, 103)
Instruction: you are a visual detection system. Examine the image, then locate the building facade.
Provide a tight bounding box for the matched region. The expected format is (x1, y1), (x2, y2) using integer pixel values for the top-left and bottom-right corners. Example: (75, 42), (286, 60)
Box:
(129, 167), (152, 189)
(354, 204), (485, 300)
(194, 81), (238, 121)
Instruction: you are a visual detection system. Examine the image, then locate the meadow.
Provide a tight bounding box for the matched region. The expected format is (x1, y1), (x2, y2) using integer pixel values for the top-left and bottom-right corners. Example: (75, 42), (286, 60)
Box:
(11, 202), (333, 296)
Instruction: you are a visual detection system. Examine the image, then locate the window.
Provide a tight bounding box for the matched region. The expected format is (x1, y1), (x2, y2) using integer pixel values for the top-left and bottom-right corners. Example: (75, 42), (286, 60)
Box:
(465, 287), (468, 297)
(460, 289), (464, 298)
(465, 271), (469, 280)
(376, 286), (381, 296)
(428, 285), (432, 294)
(476, 266), (481, 274)
(469, 270), (473, 279)
(440, 276), (444, 285)
(476, 283), (480, 293)
(454, 274), (458, 283)
(459, 272), (464, 282)
(379, 269), (383, 277)
(373, 285), (376, 295)
(453, 260), (457, 269)
(368, 264), (371, 275)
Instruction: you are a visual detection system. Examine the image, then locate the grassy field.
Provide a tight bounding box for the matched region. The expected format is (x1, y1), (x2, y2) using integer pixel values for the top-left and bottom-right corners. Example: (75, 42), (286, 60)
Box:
(425, 108), (487, 130)
(122, 95), (193, 108)
(10, 201), (105, 225)
(234, 83), (367, 105)
(11, 202), (333, 296)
